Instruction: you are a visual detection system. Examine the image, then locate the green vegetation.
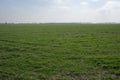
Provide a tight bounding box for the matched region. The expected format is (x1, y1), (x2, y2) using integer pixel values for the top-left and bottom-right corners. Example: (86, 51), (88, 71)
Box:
(0, 24), (120, 80)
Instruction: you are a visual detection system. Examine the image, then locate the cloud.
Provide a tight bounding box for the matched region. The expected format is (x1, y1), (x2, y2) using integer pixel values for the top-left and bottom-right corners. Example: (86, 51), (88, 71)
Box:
(58, 6), (70, 11)
(80, 1), (88, 5)
(0, 0), (120, 23)
(55, 0), (64, 3)
(92, 0), (99, 2)
(95, 0), (120, 22)
(100, 1), (120, 10)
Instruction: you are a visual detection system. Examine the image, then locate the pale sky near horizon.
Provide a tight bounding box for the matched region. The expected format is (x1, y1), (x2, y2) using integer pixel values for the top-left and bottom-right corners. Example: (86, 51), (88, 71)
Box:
(0, 0), (120, 23)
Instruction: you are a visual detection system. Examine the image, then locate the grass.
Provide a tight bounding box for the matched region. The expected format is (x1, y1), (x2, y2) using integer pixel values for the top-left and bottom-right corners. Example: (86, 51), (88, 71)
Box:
(0, 24), (120, 80)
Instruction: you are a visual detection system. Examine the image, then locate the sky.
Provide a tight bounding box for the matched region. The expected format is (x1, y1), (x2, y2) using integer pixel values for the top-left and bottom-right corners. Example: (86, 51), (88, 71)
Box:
(0, 0), (120, 23)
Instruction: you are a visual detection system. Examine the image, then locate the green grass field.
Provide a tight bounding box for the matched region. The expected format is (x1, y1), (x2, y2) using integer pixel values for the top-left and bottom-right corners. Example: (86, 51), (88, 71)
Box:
(0, 24), (120, 80)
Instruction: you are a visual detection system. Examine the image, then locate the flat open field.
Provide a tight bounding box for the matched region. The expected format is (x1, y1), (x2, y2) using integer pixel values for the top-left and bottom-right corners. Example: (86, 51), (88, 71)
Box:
(0, 24), (120, 80)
